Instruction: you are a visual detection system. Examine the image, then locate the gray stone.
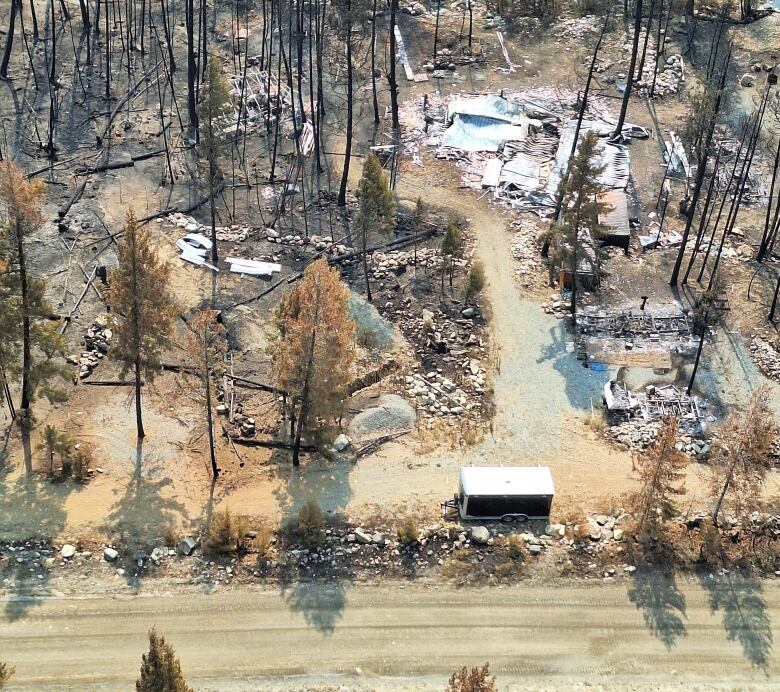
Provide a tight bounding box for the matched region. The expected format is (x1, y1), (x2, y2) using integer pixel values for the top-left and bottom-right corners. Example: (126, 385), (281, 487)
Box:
(371, 532), (386, 547)
(177, 536), (198, 556)
(470, 526), (490, 544)
(103, 547), (119, 562)
(354, 528), (373, 544)
(528, 544), (543, 555)
(740, 73), (756, 87)
(61, 544), (76, 559)
(613, 528), (624, 541)
(333, 434), (352, 452)
(461, 307), (476, 318)
(545, 523), (566, 539)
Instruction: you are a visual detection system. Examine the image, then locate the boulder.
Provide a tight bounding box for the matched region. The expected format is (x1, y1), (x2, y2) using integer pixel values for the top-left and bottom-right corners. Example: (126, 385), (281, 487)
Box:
(103, 547), (119, 562)
(545, 523), (566, 539)
(61, 544), (76, 559)
(333, 434), (352, 452)
(354, 528), (373, 544)
(470, 526), (490, 544)
(177, 536), (198, 556)
(371, 532), (386, 547)
(740, 73), (755, 87)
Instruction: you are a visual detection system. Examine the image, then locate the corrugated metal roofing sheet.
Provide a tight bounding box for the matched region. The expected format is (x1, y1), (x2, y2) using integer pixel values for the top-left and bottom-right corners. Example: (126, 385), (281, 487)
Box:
(599, 189), (630, 236)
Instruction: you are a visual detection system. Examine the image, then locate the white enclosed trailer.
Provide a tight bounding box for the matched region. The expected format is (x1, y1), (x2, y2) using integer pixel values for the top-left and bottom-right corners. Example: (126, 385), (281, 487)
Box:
(443, 466), (554, 523)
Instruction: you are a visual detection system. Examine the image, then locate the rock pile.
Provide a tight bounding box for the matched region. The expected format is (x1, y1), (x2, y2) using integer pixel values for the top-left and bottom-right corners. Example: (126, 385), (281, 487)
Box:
(165, 212), (250, 242)
(640, 54), (684, 97)
(750, 335), (780, 381)
(400, 0), (427, 16)
(67, 319), (112, 379)
(371, 248), (446, 281)
(541, 293), (569, 318)
(402, 361), (485, 420)
(605, 420), (710, 457)
(554, 16), (599, 41)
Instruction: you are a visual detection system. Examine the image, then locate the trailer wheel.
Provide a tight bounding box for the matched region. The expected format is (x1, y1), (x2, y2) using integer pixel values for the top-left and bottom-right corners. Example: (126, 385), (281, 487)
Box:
(500, 515), (515, 523)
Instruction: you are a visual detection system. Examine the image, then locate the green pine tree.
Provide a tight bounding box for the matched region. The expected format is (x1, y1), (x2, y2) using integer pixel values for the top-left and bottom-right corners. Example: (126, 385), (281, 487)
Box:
(0, 159), (68, 473)
(549, 132), (611, 316)
(197, 58), (233, 264)
(440, 222), (464, 299)
(106, 208), (178, 439)
(355, 152), (395, 302)
(136, 628), (192, 692)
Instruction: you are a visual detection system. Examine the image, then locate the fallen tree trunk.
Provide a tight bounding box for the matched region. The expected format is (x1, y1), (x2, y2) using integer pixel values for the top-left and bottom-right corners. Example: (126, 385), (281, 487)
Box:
(227, 373), (282, 394)
(82, 379), (141, 386)
(355, 429), (411, 458)
(221, 427), (317, 452)
(138, 185), (225, 225)
(56, 181), (87, 230)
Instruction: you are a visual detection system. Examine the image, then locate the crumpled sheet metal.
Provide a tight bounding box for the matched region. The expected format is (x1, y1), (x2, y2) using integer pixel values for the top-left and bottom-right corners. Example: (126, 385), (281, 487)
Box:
(441, 114), (530, 152)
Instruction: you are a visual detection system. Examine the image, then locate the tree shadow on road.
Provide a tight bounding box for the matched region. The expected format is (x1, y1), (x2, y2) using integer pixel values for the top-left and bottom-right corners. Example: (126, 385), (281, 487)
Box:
(0, 477), (74, 621)
(102, 440), (189, 587)
(536, 320), (612, 412)
(699, 572), (773, 670)
(627, 569), (688, 649)
(272, 448), (354, 635)
(282, 580), (348, 635)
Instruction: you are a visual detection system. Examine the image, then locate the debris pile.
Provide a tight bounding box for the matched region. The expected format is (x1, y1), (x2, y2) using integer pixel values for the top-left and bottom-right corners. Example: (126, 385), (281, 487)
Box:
(604, 380), (706, 431)
(604, 419), (711, 457)
(67, 319), (112, 379)
(750, 335), (780, 381)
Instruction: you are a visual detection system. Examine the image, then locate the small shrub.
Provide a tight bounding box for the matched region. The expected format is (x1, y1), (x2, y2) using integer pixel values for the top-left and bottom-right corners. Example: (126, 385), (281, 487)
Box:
(465, 261), (486, 299)
(70, 447), (91, 483)
(296, 499), (325, 548)
(0, 662), (14, 689)
(439, 550), (474, 582)
(494, 559), (524, 583)
(700, 519), (723, 565)
(446, 663), (497, 692)
(253, 523), (275, 558)
(397, 516), (419, 545)
(163, 524), (180, 547)
(505, 534), (525, 560)
(204, 507), (248, 556)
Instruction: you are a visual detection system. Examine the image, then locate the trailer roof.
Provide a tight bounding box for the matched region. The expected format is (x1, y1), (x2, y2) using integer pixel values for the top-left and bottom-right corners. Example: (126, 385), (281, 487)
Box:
(460, 466), (554, 497)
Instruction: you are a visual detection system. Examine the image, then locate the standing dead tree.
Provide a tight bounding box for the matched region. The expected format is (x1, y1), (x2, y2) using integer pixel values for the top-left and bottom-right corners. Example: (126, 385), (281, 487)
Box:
(630, 417), (688, 535)
(185, 309), (226, 479)
(710, 386), (777, 525)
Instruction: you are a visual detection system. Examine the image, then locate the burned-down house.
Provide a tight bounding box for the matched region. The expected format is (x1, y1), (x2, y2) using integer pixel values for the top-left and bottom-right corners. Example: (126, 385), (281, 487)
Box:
(603, 380), (706, 434)
(576, 305), (697, 368)
(442, 96), (541, 152)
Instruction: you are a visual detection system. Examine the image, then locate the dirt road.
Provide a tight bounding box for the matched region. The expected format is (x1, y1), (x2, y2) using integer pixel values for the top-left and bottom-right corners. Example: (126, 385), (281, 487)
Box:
(1, 578), (776, 690)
